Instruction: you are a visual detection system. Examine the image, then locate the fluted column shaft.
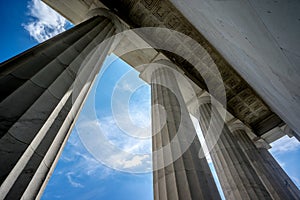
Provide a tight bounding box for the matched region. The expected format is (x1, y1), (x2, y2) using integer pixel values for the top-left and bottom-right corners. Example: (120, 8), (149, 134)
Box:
(232, 127), (300, 199)
(198, 102), (272, 200)
(151, 61), (220, 200)
(259, 144), (300, 199)
(0, 12), (119, 200)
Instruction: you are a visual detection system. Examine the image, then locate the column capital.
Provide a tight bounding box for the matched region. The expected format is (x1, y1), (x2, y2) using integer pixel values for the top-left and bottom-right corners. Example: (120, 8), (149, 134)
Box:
(282, 124), (296, 137)
(253, 137), (271, 149)
(227, 119), (260, 140)
(185, 90), (205, 117)
(197, 93), (226, 113)
(139, 59), (178, 83)
(198, 93), (211, 105)
(85, 8), (126, 33)
(227, 120), (246, 132)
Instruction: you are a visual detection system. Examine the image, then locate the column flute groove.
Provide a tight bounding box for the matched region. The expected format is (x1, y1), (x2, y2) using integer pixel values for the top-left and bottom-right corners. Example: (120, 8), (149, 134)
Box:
(261, 150), (300, 199)
(198, 101), (272, 200)
(150, 60), (221, 200)
(231, 126), (300, 199)
(0, 9), (123, 200)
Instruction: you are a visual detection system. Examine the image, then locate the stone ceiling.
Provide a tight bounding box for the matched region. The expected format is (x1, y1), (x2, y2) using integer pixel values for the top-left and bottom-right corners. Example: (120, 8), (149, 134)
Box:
(98, 0), (284, 136)
(42, 0), (287, 137)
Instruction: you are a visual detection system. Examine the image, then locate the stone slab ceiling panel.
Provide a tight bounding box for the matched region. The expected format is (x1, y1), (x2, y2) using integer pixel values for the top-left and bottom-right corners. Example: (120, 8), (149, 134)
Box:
(96, 0), (284, 136)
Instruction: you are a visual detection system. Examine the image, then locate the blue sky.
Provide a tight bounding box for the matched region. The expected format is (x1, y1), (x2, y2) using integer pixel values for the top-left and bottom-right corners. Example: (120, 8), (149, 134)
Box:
(42, 55), (154, 200)
(0, 0), (299, 199)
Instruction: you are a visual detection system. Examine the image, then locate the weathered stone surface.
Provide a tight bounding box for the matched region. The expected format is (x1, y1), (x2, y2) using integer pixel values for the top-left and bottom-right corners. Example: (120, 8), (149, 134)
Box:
(231, 125), (300, 200)
(0, 13), (119, 199)
(150, 60), (220, 200)
(259, 145), (300, 199)
(88, 0), (285, 136)
(197, 101), (272, 200)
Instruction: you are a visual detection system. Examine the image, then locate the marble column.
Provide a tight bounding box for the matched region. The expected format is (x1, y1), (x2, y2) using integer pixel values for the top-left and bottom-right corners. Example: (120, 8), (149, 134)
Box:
(0, 9), (122, 200)
(150, 60), (221, 200)
(197, 100), (272, 199)
(230, 123), (300, 199)
(259, 147), (300, 199)
(261, 139), (300, 200)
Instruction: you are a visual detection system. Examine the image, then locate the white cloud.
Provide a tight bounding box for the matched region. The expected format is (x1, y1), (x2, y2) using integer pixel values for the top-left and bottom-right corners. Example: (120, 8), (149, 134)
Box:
(117, 82), (136, 93)
(73, 115), (152, 173)
(64, 148), (113, 177)
(270, 135), (300, 155)
(123, 155), (149, 168)
(129, 105), (151, 128)
(58, 128), (116, 185)
(112, 74), (151, 136)
(66, 172), (84, 188)
(23, 0), (68, 43)
(97, 116), (151, 154)
(110, 154), (150, 169)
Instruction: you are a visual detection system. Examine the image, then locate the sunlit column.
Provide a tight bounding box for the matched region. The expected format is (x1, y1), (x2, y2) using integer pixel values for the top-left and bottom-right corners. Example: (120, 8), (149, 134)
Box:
(229, 122), (300, 199)
(149, 60), (221, 200)
(197, 98), (272, 200)
(0, 9), (123, 200)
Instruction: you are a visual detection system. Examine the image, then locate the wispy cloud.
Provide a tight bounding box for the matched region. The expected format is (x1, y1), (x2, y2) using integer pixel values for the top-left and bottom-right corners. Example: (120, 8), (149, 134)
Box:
(107, 153), (150, 170)
(97, 116), (151, 154)
(66, 172), (84, 188)
(270, 135), (300, 155)
(75, 116), (152, 172)
(50, 127), (117, 191)
(117, 82), (136, 93)
(61, 131), (115, 179)
(112, 72), (151, 136)
(122, 155), (150, 168)
(23, 0), (68, 43)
